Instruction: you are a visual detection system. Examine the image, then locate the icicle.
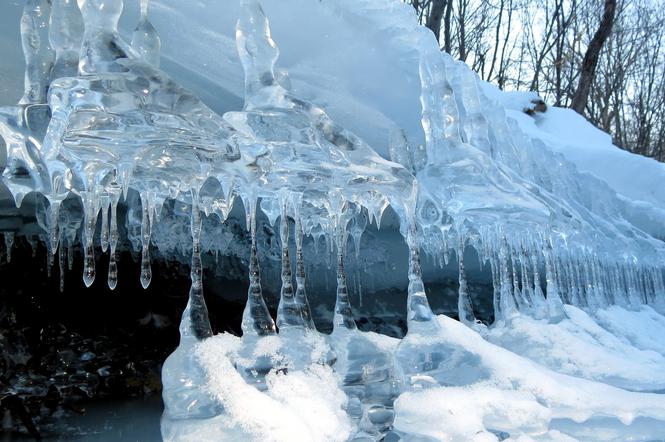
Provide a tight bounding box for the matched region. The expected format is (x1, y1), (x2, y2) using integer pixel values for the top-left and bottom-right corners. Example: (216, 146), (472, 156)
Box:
(582, 257), (598, 310)
(333, 219), (356, 331)
(49, 0), (83, 80)
(489, 252), (502, 323)
(643, 267), (658, 304)
(519, 246), (542, 318)
(595, 257), (608, 307)
(179, 193), (213, 342)
(611, 264), (625, 306)
(626, 263), (641, 306)
(555, 254), (568, 304)
(543, 243), (565, 320)
(241, 197), (276, 336)
(67, 240), (74, 271)
(100, 196), (110, 253)
(520, 250), (531, 300)
(81, 195), (98, 287)
(510, 246), (528, 312)
(26, 236), (38, 258)
(655, 268), (665, 299)
(405, 224), (439, 333)
(48, 201), (60, 263)
(566, 257), (581, 306)
(498, 237), (518, 320)
(530, 249), (548, 318)
(348, 211), (366, 308)
(457, 235), (476, 327)
(293, 208), (316, 330)
(276, 198), (304, 329)
(4, 233), (15, 263)
(45, 201), (62, 279)
(107, 192), (120, 290)
(636, 266), (646, 305)
(19, 0), (54, 105)
(58, 234), (66, 292)
(131, 0), (161, 67)
(47, 249), (53, 278)
(140, 193), (152, 289)
(331, 206), (356, 330)
(355, 257), (363, 308)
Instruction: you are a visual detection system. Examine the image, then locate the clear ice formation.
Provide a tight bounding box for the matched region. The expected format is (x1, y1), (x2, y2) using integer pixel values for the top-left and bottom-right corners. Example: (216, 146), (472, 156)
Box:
(0, 0), (664, 440)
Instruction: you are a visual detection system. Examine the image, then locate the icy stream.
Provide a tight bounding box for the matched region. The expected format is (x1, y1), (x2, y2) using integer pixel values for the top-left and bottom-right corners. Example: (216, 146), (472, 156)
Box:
(1, 0), (665, 440)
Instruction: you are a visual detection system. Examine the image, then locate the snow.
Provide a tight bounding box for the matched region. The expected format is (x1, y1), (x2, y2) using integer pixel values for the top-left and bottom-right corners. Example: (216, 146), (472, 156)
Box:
(193, 334), (352, 442)
(482, 83), (665, 218)
(594, 305), (665, 356)
(487, 305), (665, 391)
(393, 312), (665, 441)
(178, 308), (665, 441)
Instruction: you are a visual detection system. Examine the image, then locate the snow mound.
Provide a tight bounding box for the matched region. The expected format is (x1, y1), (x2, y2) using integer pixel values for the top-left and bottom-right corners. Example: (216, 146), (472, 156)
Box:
(487, 305), (665, 391)
(164, 333), (352, 442)
(394, 313), (665, 441)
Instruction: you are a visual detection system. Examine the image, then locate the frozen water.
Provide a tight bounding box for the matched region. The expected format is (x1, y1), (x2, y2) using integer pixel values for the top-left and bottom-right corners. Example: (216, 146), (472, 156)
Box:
(0, 0), (664, 439)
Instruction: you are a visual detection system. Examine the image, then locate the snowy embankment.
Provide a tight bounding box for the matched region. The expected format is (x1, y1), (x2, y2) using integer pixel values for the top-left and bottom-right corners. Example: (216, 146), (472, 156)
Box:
(188, 306), (665, 441)
(483, 85), (665, 240)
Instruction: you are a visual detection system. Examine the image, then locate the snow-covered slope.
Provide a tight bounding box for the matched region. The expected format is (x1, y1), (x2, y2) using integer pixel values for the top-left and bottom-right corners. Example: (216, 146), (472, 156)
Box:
(483, 84), (665, 239)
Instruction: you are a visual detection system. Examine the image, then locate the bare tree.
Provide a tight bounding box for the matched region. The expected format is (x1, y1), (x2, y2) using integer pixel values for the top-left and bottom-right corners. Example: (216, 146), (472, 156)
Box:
(571, 0), (617, 114)
(405, 0), (665, 162)
(426, 0), (447, 43)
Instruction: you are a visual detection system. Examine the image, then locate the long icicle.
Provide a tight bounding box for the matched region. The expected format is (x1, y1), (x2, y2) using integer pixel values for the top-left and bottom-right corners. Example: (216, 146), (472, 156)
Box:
(276, 197), (304, 329)
(530, 248), (548, 319)
(107, 191), (120, 290)
(180, 192), (213, 341)
(405, 223), (439, 334)
(543, 241), (565, 320)
(457, 233), (476, 327)
(100, 196), (110, 253)
(82, 194), (98, 288)
(333, 217), (356, 331)
(58, 233), (66, 292)
(47, 201), (60, 278)
(241, 197), (276, 336)
(293, 204), (316, 329)
(498, 236), (518, 320)
(140, 192), (152, 289)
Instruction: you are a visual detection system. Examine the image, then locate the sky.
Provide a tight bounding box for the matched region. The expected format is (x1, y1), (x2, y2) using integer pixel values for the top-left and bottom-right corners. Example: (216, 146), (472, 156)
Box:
(0, 1), (25, 106)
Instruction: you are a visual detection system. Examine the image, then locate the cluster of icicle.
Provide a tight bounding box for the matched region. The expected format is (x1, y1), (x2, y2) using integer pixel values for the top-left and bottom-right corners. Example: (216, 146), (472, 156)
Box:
(0, 0), (663, 349)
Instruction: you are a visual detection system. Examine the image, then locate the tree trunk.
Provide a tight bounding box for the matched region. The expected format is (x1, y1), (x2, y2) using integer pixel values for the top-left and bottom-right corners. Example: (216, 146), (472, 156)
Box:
(443, 0), (453, 53)
(571, 0), (617, 115)
(426, 0), (447, 45)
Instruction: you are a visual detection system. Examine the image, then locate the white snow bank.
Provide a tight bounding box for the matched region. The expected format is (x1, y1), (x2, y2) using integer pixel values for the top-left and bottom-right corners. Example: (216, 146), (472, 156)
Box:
(194, 334), (351, 442)
(393, 314), (665, 440)
(395, 385), (551, 440)
(487, 305), (665, 391)
(482, 83), (665, 213)
(594, 305), (665, 357)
